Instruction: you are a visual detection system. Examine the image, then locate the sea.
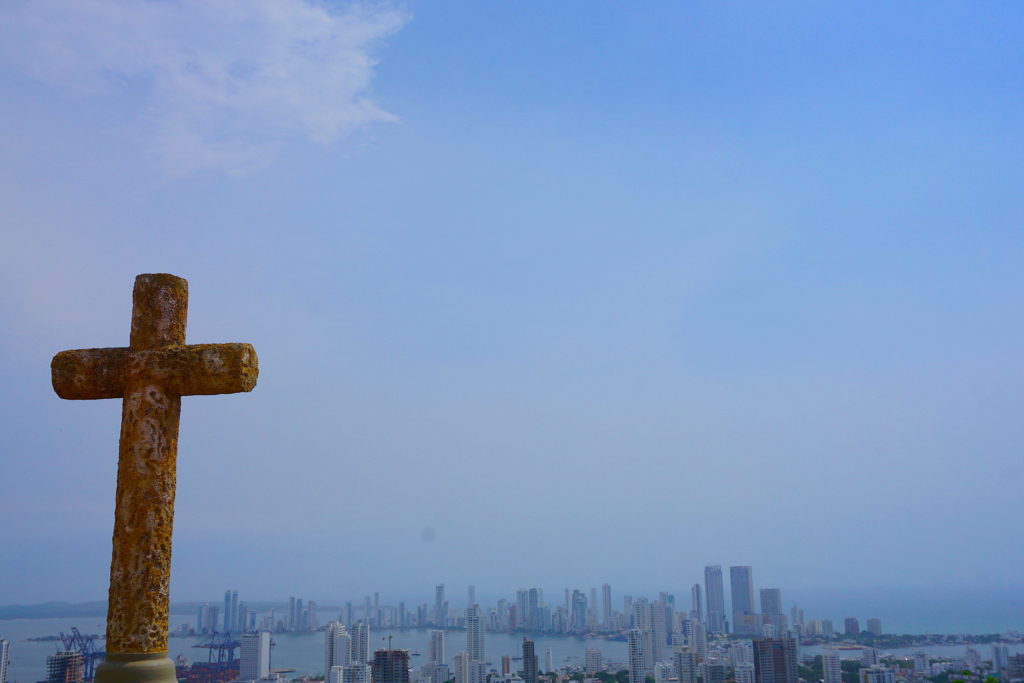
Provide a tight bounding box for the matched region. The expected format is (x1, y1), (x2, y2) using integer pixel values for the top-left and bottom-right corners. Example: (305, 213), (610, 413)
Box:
(4, 610), (1024, 683)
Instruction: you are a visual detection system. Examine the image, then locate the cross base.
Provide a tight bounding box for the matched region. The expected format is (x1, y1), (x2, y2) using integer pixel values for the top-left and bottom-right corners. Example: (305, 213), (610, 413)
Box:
(95, 653), (177, 683)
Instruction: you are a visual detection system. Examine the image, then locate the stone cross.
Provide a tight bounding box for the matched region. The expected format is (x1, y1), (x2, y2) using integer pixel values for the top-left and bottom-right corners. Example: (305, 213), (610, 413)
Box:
(51, 274), (257, 683)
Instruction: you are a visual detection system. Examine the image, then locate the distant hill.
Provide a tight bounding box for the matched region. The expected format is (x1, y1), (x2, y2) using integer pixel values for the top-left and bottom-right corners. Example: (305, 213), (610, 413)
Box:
(0, 601), (107, 619)
(0, 601), (334, 620)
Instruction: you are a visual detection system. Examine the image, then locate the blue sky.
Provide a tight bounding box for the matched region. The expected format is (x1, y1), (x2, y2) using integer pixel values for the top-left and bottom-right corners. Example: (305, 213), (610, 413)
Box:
(0, 0), (1022, 616)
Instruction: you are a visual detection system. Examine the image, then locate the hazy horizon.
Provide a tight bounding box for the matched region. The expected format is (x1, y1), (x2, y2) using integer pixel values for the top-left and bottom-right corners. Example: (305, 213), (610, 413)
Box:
(1, 0), (1022, 626)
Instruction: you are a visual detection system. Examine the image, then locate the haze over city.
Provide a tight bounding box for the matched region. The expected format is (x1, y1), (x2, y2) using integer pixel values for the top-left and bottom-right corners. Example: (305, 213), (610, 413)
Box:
(1, 0), (1022, 629)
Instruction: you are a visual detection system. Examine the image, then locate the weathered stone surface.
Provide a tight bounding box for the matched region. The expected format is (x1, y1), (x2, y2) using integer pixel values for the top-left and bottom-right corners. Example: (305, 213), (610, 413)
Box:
(51, 273), (258, 656)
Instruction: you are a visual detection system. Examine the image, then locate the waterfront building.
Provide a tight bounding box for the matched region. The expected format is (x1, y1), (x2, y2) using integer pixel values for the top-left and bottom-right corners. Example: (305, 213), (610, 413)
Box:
(866, 619), (882, 637)
(326, 622), (353, 674)
(821, 620), (834, 639)
(371, 650), (410, 683)
(240, 632), (271, 681)
(466, 605), (485, 663)
(823, 652), (842, 683)
(585, 649), (603, 674)
(752, 637), (797, 683)
(602, 584), (613, 629)
(704, 566), (726, 634)
(844, 618), (860, 636)
(860, 648), (879, 667)
(730, 567), (757, 636)
(545, 649), (553, 674)
(522, 638), (538, 683)
(435, 585), (446, 627)
(993, 645), (1009, 674)
(428, 631), (445, 665)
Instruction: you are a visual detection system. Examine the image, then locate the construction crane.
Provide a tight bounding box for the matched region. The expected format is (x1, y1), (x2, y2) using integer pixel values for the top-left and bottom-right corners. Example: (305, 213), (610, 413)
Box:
(58, 627), (105, 682)
(191, 632), (240, 666)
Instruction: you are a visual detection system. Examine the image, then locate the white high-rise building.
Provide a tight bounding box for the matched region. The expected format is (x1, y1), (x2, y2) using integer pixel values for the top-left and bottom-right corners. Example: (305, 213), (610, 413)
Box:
(240, 632), (271, 682)
(0, 639), (9, 683)
(585, 649), (603, 674)
(823, 652), (842, 683)
(735, 663), (755, 683)
(730, 641), (753, 668)
(860, 648), (880, 667)
(350, 623), (370, 664)
(466, 605), (485, 663)
(628, 630), (645, 683)
(453, 652), (471, 683)
(913, 653), (928, 675)
(330, 665), (371, 683)
(672, 647), (697, 683)
(684, 619), (707, 660)
(861, 668), (895, 683)
(429, 631), (446, 665)
(545, 649), (553, 673)
(993, 646), (1009, 674)
(326, 622), (352, 675)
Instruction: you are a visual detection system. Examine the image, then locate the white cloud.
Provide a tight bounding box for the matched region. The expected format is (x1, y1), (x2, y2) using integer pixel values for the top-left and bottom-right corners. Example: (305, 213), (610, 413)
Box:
(0, 0), (408, 174)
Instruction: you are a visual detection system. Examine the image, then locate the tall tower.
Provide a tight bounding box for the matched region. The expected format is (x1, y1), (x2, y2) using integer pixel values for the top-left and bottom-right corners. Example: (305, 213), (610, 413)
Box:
(468, 586), (476, 607)
(429, 631), (445, 665)
(371, 650), (410, 683)
(224, 591), (233, 633)
(823, 652), (842, 683)
(435, 585), (446, 627)
(753, 637), (797, 683)
(522, 638), (538, 683)
(602, 584), (613, 629)
(759, 589), (782, 632)
(690, 584), (703, 623)
(627, 630), (645, 683)
(239, 632), (271, 682)
(729, 566), (756, 635)
(351, 622), (370, 664)
(326, 622), (352, 675)
(466, 605), (485, 663)
(704, 566), (725, 634)
(0, 639), (9, 683)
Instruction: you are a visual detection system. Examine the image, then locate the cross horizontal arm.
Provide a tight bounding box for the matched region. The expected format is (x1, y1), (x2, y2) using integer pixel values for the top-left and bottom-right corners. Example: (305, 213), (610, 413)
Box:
(52, 343), (258, 400)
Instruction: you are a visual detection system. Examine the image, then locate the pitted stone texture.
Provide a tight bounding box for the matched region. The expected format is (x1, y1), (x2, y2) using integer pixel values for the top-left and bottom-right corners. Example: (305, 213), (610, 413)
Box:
(50, 273), (258, 655)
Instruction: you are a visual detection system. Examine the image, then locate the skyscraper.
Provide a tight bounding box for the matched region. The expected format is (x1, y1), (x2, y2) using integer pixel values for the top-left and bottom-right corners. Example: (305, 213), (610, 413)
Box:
(466, 605), (485, 663)
(602, 584), (613, 629)
(0, 640), (9, 683)
(866, 619), (882, 637)
(752, 637), (797, 683)
(351, 622), (370, 664)
(435, 585), (446, 627)
(371, 650), (410, 683)
(759, 589), (783, 633)
(671, 647), (696, 683)
(545, 648), (553, 673)
(522, 638), (538, 683)
(844, 618), (860, 636)
(468, 586), (475, 607)
(704, 566), (726, 634)
(585, 649), (603, 675)
(627, 630), (645, 683)
(823, 653), (842, 683)
(240, 632), (271, 681)
(730, 566), (757, 635)
(326, 622), (352, 674)
(691, 584), (703, 623)
(993, 645), (1009, 674)
(428, 631), (445, 665)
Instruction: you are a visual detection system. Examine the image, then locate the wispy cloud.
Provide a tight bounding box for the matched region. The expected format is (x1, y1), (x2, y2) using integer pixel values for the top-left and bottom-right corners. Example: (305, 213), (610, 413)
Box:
(0, 0), (408, 174)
